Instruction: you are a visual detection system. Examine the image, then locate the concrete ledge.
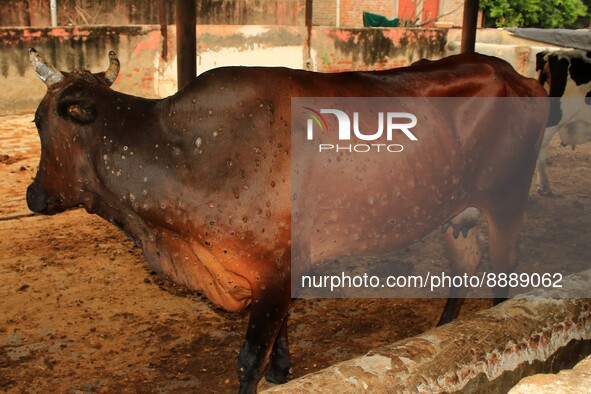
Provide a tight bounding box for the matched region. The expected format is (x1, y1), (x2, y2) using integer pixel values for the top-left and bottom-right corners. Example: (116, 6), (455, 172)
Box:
(262, 273), (591, 393)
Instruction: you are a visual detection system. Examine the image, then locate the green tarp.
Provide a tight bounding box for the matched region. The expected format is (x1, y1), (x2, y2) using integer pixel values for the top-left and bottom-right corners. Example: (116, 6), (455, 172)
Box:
(363, 11), (400, 28)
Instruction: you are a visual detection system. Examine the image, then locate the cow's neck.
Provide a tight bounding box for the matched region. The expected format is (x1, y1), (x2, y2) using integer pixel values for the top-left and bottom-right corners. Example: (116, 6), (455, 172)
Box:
(84, 94), (166, 243)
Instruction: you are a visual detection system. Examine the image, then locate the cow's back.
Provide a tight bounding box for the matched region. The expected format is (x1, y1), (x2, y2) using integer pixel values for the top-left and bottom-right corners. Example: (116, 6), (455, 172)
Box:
(160, 54), (546, 266)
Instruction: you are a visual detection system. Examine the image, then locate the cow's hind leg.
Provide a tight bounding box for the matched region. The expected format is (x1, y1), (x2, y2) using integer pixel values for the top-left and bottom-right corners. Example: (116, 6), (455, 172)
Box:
(536, 126), (559, 196)
(238, 278), (291, 394)
(437, 216), (482, 326)
(264, 316), (291, 384)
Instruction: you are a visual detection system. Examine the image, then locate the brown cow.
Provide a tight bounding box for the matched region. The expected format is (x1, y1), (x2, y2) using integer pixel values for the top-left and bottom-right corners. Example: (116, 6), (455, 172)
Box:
(26, 48), (548, 393)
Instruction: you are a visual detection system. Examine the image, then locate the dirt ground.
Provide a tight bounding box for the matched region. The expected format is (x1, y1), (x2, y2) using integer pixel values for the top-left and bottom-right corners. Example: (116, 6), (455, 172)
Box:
(1, 113), (590, 394)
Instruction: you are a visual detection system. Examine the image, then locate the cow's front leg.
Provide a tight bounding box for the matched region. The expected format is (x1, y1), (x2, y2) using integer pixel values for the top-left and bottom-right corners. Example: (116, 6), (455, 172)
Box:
(238, 276), (290, 394)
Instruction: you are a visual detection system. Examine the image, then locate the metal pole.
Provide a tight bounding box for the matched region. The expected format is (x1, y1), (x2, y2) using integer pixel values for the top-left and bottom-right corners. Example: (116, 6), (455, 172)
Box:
(158, 0), (168, 61)
(305, 0), (313, 70)
(50, 0), (57, 27)
(175, 0), (197, 90)
(460, 0), (479, 53)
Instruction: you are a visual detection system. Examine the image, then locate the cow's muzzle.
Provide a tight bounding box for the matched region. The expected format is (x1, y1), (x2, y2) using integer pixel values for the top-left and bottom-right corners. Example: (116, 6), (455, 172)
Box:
(26, 183), (51, 214)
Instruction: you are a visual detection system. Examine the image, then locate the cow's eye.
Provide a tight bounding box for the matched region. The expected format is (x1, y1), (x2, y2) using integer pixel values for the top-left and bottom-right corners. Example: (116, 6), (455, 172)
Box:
(57, 97), (97, 124)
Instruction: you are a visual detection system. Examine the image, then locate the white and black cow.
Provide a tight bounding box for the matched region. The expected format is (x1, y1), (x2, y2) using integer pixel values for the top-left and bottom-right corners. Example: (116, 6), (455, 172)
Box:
(535, 49), (591, 195)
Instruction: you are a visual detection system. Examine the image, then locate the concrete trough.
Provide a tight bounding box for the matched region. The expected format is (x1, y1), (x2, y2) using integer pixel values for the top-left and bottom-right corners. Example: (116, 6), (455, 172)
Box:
(262, 271), (591, 393)
(509, 353), (591, 393)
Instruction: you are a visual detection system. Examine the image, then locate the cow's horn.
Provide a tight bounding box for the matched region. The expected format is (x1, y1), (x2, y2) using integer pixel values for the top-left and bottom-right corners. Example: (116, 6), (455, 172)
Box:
(104, 51), (120, 85)
(28, 48), (64, 87)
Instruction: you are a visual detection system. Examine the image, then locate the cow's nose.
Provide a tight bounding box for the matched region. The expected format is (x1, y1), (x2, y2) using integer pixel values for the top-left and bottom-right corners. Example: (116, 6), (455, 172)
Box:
(26, 183), (48, 213)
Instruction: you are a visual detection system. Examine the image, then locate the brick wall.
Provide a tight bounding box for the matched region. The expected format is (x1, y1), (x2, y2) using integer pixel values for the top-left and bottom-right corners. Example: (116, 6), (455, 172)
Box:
(311, 0), (469, 28)
(437, 0), (483, 28)
(313, 0), (337, 26)
(312, 0), (395, 27)
(0, 0), (471, 28)
(340, 0), (395, 27)
(0, 0), (305, 27)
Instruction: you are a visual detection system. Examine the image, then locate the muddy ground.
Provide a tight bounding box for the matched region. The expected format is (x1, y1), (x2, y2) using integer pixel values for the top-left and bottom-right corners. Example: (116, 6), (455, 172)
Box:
(1, 113), (590, 393)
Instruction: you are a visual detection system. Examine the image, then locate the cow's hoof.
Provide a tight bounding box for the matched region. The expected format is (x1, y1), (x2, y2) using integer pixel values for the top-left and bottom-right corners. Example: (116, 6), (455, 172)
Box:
(265, 366), (290, 385)
(536, 187), (553, 196)
(536, 187), (562, 197)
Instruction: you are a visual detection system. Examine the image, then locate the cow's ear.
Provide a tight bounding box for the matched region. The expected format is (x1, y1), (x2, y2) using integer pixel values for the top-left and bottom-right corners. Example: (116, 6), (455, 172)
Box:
(57, 96), (97, 124)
